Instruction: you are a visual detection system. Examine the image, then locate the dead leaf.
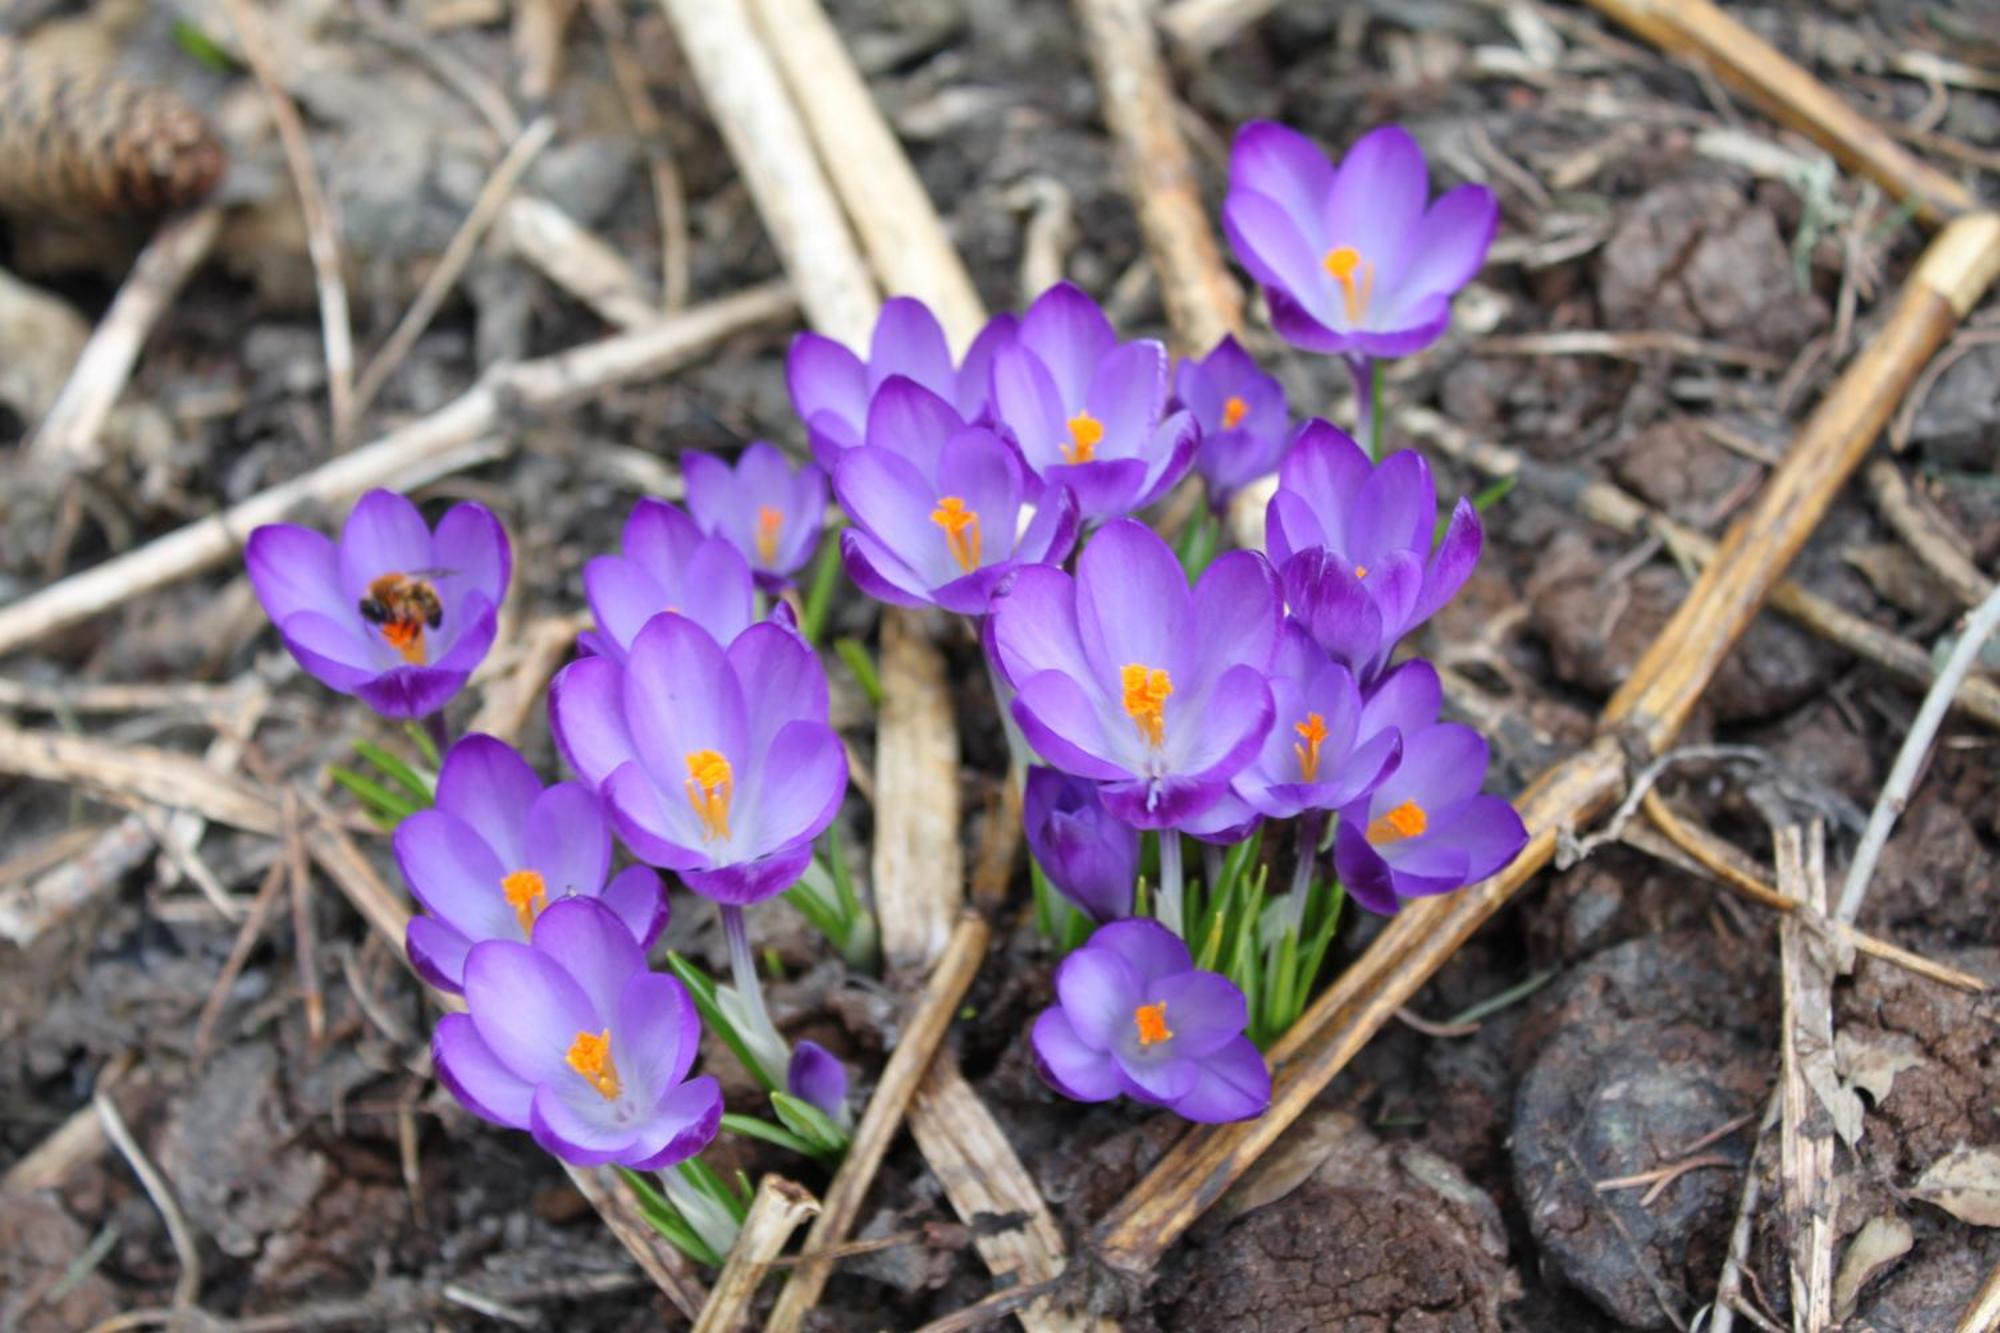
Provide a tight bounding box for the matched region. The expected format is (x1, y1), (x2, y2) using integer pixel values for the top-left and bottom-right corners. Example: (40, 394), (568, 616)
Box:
(1911, 1146), (2000, 1227)
(1833, 1213), (1912, 1319)
(1836, 1030), (1926, 1104)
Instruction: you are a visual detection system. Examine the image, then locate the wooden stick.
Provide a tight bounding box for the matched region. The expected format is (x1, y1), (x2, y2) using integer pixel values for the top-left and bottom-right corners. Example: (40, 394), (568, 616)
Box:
(1401, 406), (2000, 733)
(1092, 210), (2000, 1274)
(655, 0), (879, 346)
(873, 609), (964, 973)
(909, 1054), (1107, 1333)
(352, 115), (557, 421)
(502, 195), (665, 330)
(223, 0), (357, 444)
(1581, 0), (1975, 228)
(692, 1177), (820, 1333)
(1074, 0), (1243, 353)
(1776, 824), (1841, 1333)
(98, 1084), (203, 1309)
(27, 205), (222, 473)
(0, 723), (282, 835)
(0, 283), (795, 658)
(767, 914), (990, 1331)
(747, 0), (984, 349)
(1865, 458), (1991, 609)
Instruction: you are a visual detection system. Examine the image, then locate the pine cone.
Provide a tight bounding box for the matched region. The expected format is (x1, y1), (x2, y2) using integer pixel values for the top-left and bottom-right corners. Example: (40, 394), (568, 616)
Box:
(0, 39), (224, 217)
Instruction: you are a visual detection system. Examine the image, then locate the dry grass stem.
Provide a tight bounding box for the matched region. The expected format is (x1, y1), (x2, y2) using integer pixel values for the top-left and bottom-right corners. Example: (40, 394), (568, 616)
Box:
(502, 195), (666, 329)
(351, 116), (557, 420)
(222, 0), (357, 444)
(768, 914), (991, 1331)
(1473, 328), (1784, 371)
(1836, 583), (2000, 924)
(561, 1161), (711, 1321)
(1777, 823), (1842, 1332)
(1158, 0), (1279, 57)
(1581, 0), (1975, 227)
(96, 1086), (202, 1308)
(1093, 210), (2000, 1274)
(748, 0), (985, 347)
(1075, 0), (1243, 353)
(1865, 458), (1992, 608)
(583, 0), (690, 310)
(0, 723), (282, 835)
(873, 610), (964, 972)
(656, 0), (879, 345)
(692, 1177), (820, 1333)
(1709, 1094), (1783, 1333)
(4, 1054), (133, 1193)
(0, 282), (795, 657)
(1957, 1258), (2000, 1333)
(467, 614), (589, 744)
(28, 205), (222, 473)
(192, 853), (292, 1062)
(283, 793), (326, 1045)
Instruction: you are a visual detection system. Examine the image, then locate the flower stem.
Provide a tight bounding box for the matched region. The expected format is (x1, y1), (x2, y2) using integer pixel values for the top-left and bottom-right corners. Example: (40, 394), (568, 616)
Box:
(422, 712), (450, 760)
(1282, 813), (1323, 934)
(983, 640), (1032, 780)
(1349, 355), (1383, 461)
(1157, 831), (1185, 936)
(720, 904), (775, 1045)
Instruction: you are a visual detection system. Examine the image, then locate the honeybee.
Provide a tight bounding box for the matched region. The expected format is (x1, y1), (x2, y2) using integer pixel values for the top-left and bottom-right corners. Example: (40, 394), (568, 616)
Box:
(359, 571), (447, 663)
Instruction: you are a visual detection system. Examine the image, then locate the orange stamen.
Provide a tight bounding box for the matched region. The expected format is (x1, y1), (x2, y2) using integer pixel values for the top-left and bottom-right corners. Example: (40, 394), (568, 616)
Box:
(755, 507), (784, 566)
(382, 618), (427, 664)
(566, 1029), (622, 1100)
(684, 749), (733, 842)
(1321, 245), (1375, 324)
(1354, 564), (1369, 580)
(501, 869), (548, 937)
(1134, 1001), (1172, 1047)
(930, 495), (982, 573)
(1367, 799), (1429, 846)
(1119, 663), (1173, 749)
(1294, 713), (1328, 783)
(1221, 395), (1249, 430)
(1063, 411), (1104, 464)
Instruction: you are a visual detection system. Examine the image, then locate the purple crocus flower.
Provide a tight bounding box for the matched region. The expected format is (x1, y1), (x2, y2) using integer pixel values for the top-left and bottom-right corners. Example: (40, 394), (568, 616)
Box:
(988, 519), (1278, 828)
(1269, 420), (1481, 681)
(1174, 335), (1289, 507)
(549, 614), (847, 905)
(989, 282), (1196, 520)
(834, 403), (1079, 614)
(433, 897), (722, 1169)
(1030, 919), (1269, 1122)
(1183, 621), (1402, 840)
(395, 735), (667, 992)
(1222, 122), (1498, 359)
(245, 489), (510, 719)
(683, 442), (826, 590)
(1023, 767), (1138, 923)
(787, 1039), (850, 1127)
(1331, 660), (1526, 914)
(581, 499), (755, 662)
(787, 296), (1018, 468)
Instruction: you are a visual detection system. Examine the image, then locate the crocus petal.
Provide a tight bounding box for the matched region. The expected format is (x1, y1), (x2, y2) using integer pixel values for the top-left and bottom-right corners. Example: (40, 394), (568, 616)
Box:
(1169, 1036), (1271, 1122)
(1075, 519), (1193, 685)
(871, 296), (955, 396)
(463, 939), (601, 1085)
(1361, 658), (1443, 740)
(1011, 673), (1131, 780)
(989, 344), (1070, 475)
(836, 445), (959, 588)
(957, 313), (1017, 421)
(1186, 550), (1281, 694)
(1175, 664), (1275, 781)
(434, 1013), (533, 1127)
(1100, 774), (1230, 829)
(730, 621), (831, 752)
(840, 529), (935, 609)
(749, 721), (848, 857)
(787, 332), (868, 460)
(625, 1076), (724, 1170)
(525, 897), (646, 1023)
(522, 783), (611, 902)
(1130, 411), (1200, 511)
(1324, 125), (1429, 271)
(1333, 817), (1399, 915)
(530, 1083), (637, 1166)
(1379, 723), (1490, 814)
(1350, 293), (1453, 359)
(1222, 189), (1332, 324)
(1054, 945), (1144, 1048)
(1084, 341), (1167, 455)
(615, 969), (702, 1102)
(246, 524), (348, 627)
(1093, 918), (1194, 983)
(1019, 282), (1116, 406)
(583, 555), (667, 657)
(1394, 183), (1499, 301)
(1414, 498), (1482, 625)
(337, 490), (434, 604)
(393, 808), (514, 940)
(1015, 485), (1080, 566)
(680, 839), (815, 905)
(1032, 1008), (1122, 1102)
(787, 1040), (848, 1121)
(435, 735), (541, 866)
(865, 375), (967, 484)
(431, 501), (511, 613)
(989, 565), (1094, 689)
(1147, 969), (1249, 1058)
(1350, 450), (1437, 564)
(406, 916), (474, 993)
(602, 763), (707, 871)
(601, 864), (669, 949)
(549, 657), (640, 790)
(1432, 794), (1528, 882)
(622, 615), (749, 792)
(355, 666), (472, 721)
(277, 611), (388, 685)
(1115, 1050), (1200, 1105)
(680, 453), (737, 545)
(1264, 289), (1353, 355)
(1230, 122), (1337, 251)
(1047, 458), (1152, 521)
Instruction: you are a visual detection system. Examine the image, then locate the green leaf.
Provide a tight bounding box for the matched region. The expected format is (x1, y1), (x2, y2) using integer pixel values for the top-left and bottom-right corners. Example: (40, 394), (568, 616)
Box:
(722, 1112), (823, 1158)
(823, 824), (862, 923)
(615, 1167), (723, 1267)
(1291, 879), (1346, 1021)
(666, 953), (781, 1093)
(771, 1091), (850, 1155)
(352, 739), (434, 807)
(404, 720), (442, 769)
(679, 1157), (751, 1223)
(172, 19), (237, 72)
(328, 765), (419, 825)
(799, 523), (845, 646)
(1174, 508), (1220, 581)
(784, 880), (847, 949)
(834, 636), (883, 707)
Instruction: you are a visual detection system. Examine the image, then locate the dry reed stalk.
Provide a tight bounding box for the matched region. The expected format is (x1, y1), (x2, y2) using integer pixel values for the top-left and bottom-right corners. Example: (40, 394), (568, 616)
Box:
(767, 914), (990, 1332)
(28, 205), (222, 473)
(502, 195), (665, 330)
(909, 1054), (1109, 1333)
(692, 1177), (820, 1333)
(655, 0), (879, 346)
(1865, 458), (1992, 608)
(1581, 0), (1974, 228)
(1093, 210), (2000, 1273)
(1400, 406), (2000, 733)
(351, 116), (557, 421)
(1074, 0), (1244, 353)
(873, 609), (965, 972)
(0, 723), (282, 836)
(748, 0), (985, 349)
(0, 282), (795, 658)
(1157, 0), (1279, 56)
(1776, 823), (1841, 1333)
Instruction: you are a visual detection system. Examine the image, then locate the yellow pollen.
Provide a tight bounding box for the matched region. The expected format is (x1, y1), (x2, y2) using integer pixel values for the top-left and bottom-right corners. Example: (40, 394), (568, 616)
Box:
(1063, 411), (1104, 464)
(1134, 1001), (1172, 1047)
(566, 1028), (622, 1100)
(1367, 799), (1429, 846)
(501, 869), (548, 937)
(1221, 395), (1249, 430)
(755, 506), (784, 566)
(930, 495), (982, 573)
(684, 749), (733, 842)
(1321, 245), (1375, 324)
(1119, 663), (1173, 749)
(1294, 712), (1329, 783)
(1354, 564), (1369, 580)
